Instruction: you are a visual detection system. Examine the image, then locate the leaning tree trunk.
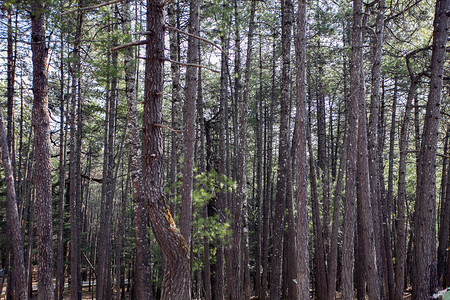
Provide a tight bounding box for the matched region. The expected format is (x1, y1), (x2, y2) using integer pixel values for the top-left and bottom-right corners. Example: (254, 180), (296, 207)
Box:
(295, 0), (311, 297)
(143, 0), (190, 298)
(0, 105), (27, 300)
(31, 1), (54, 299)
(413, 0), (449, 298)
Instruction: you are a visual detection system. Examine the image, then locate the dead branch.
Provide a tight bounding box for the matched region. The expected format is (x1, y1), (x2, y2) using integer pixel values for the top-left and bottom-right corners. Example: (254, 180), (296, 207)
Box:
(111, 40), (146, 51)
(62, 0), (123, 15)
(137, 56), (220, 73)
(164, 23), (230, 60)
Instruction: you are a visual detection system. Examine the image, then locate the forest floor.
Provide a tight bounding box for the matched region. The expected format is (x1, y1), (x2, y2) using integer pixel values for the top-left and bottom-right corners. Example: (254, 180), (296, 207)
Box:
(1, 279), (414, 300)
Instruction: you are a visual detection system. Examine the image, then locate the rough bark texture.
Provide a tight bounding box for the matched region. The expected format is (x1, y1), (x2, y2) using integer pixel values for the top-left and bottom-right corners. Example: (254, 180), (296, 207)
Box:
(180, 0), (200, 248)
(295, 0), (311, 297)
(341, 0), (363, 296)
(395, 56), (418, 299)
(413, 0), (449, 297)
(97, 21), (118, 299)
(368, 1), (391, 298)
(0, 105), (27, 300)
(31, 1), (54, 298)
(143, 1), (190, 298)
(308, 128), (328, 300)
(438, 126), (450, 287)
(122, 0), (154, 298)
(69, 8), (83, 300)
(271, 0), (293, 297)
(55, 33), (66, 300)
(356, 66), (381, 300)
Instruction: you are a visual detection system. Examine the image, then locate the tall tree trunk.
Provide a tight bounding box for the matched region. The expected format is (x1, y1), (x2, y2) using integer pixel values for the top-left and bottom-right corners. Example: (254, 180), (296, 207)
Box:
(216, 34), (229, 300)
(413, 0), (449, 297)
(143, 0), (190, 298)
(69, 7), (83, 299)
(0, 104), (27, 300)
(233, 0), (257, 297)
(395, 54), (419, 300)
(295, 0), (310, 297)
(308, 122), (328, 300)
(168, 0), (182, 215)
(55, 28), (67, 300)
(261, 32), (277, 300)
(122, 1), (154, 299)
(327, 132), (347, 300)
(368, 1), (392, 298)
(31, 1), (54, 298)
(271, 0), (293, 298)
(180, 0), (200, 253)
(341, 0), (363, 296)
(97, 15), (118, 299)
(438, 126), (450, 287)
(356, 63), (382, 300)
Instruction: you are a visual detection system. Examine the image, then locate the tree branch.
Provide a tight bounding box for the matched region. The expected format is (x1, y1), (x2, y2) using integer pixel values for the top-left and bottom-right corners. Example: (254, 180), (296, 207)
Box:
(137, 56), (220, 73)
(111, 40), (146, 51)
(164, 23), (230, 60)
(62, 0), (123, 15)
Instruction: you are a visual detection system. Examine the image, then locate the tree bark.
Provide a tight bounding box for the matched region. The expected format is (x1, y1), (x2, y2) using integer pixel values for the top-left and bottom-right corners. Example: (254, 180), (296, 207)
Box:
(143, 0), (190, 298)
(180, 0), (200, 251)
(0, 102), (28, 300)
(295, 0), (311, 297)
(413, 0), (449, 297)
(69, 7), (83, 299)
(31, 1), (54, 298)
(271, 0), (293, 297)
(395, 54), (419, 300)
(341, 0), (363, 296)
(122, 1), (154, 299)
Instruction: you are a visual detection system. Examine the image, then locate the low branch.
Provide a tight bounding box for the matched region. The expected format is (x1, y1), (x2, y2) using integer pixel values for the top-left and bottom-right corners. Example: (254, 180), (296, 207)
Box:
(153, 123), (184, 133)
(83, 252), (97, 276)
(137, 56), (220, 73)
(81, 173), (102, 183)
(62, 0), (123, 15)
(164, 58), (220, 73)
(111, 40), (146, 51)
(164, 23), (230, 60)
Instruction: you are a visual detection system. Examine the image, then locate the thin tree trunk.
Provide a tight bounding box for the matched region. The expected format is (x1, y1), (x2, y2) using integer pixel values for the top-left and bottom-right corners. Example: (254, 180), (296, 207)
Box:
(295, 0), (310, 296)
(438, 126), (450, 287)
(97, 15), (118, 299)
(180, 0), (200, 252)
(308, 121), (328, 300)
(31, 1), (54, 298)
(368, 1), (392, 298)
(69, 7), (83, 299)
(271, 0), (293, 298)
(356, 64), (381, 300)
(413, 0), (449, 297)
(0, 103), (27, 300)
(261, 32), (277, 300)
(328, 132), (347, 300)
(55, 28), (67, 300)
(395, 55), (418, 300)
(143, 0), (190, 298)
